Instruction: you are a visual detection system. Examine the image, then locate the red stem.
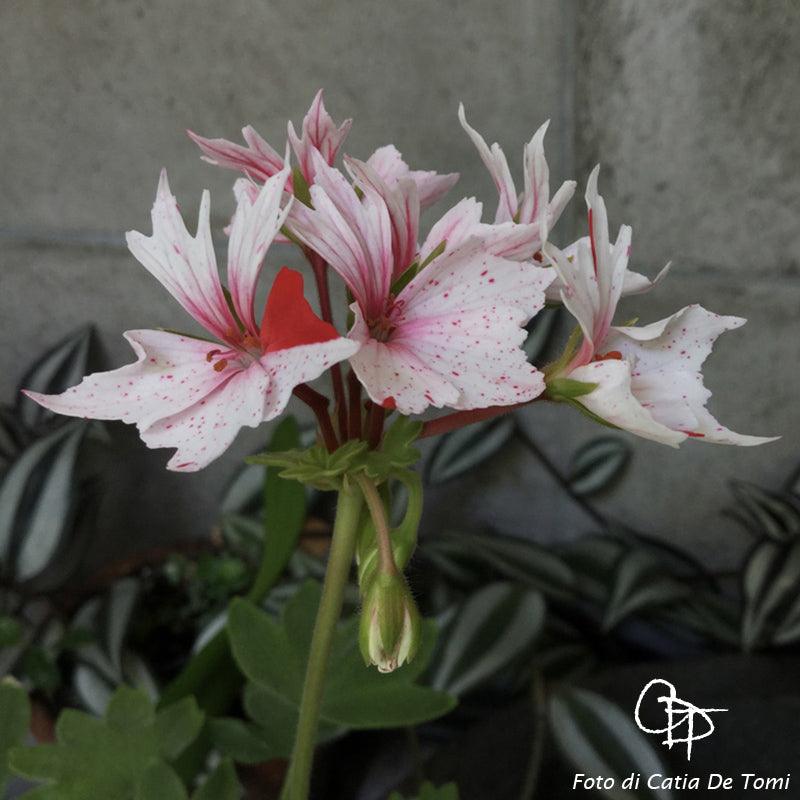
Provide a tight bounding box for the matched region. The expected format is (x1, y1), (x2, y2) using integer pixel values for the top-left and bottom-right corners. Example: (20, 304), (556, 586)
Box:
(292, 384), (339, 452)
(366, 402), (386, 449)
(347, 369), (363, 440)
(419, 401), (535, 439)
(307, 248), (348, 440)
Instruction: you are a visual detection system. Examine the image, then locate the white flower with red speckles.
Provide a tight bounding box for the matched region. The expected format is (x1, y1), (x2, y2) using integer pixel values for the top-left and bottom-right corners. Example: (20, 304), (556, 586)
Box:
(546, 166), (776, 447)
(24, 167), (357, 471)
(458, 104), (576, 260)
(291, 153), (554, 415)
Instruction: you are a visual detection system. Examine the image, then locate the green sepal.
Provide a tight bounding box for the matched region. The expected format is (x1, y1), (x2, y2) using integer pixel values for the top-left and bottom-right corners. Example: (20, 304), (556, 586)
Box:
(543, 324), (583, 381)
(360, 416), (423, 482)
(420, 239), (446, 268)
(545, 377), (599, 401)
(291, 167), (313, 207)
(562, 397), (623, 430)
(391, 263), (419, 295)
(247, 440), (368, 491)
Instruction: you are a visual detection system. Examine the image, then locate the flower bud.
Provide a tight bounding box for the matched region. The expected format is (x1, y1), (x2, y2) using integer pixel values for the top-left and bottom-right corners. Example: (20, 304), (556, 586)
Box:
(359, 571), (421, 673)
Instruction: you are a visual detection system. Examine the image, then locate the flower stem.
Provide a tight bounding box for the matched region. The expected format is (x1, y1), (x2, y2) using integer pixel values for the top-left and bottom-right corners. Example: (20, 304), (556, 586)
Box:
(355, 473), (397, 575)
(280, 482), (364, 800)
(419, 400), (536, 439)
(292, 384), (339, 452)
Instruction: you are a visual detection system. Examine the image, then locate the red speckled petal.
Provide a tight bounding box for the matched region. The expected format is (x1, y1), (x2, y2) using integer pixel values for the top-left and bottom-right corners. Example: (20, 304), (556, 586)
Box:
(22, 330), (235, 430)
(140, 360), (271, 472)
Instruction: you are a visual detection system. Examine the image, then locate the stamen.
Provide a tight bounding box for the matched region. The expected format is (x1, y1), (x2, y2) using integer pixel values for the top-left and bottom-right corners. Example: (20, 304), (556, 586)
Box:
(213, 359), (229, 372)
(593, 350), (623, 362)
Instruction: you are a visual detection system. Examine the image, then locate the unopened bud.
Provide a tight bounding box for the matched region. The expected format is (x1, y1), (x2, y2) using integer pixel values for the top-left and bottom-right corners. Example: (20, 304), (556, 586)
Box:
(359, 572), (421, 673)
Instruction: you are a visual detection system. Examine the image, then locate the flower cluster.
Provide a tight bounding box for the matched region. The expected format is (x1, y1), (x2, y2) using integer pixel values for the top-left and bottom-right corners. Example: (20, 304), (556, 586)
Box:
(25, 90), (776, 470)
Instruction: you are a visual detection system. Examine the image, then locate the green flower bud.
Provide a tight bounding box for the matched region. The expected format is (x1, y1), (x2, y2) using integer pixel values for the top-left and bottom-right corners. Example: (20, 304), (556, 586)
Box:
(359, 572), (421, 674)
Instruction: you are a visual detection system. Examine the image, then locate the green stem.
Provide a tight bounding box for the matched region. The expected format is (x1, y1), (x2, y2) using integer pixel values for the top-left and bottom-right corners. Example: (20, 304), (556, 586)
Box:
(281, 481), (365, 800)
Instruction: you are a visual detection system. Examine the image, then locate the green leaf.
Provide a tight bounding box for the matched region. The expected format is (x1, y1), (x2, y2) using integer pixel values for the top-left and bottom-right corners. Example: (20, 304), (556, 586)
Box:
(0, 679), (31, 795)
(729, 481), (800, 542)
(228, 582), (455, 740)
(361, 416), (423, 480)
(135, 761), (187, 800)
(247, 416), (307, 601)
(16, 326), (95, 430)
(9, 687), (203, 800)
(429, 582), (545, 696)
(191, 759), (242, 800)
(425, 416), (514, 484)
(603, 550), (690, 631)
(568, 436), (631, 496)
(420, 532), (575, 601)
(0, 422), (86, 584)
(248, 440), (367, 491)
(208, 718), (273, 764)
(741, 539), (800, 650)
(550, 687), (673, 800)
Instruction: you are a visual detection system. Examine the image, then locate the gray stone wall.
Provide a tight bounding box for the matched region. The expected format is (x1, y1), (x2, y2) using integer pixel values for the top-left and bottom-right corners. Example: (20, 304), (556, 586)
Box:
(1, 0), (797, 569)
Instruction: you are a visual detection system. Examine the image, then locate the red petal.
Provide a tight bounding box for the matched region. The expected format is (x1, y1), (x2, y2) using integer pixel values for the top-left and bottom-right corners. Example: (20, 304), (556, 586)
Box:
(260, 268), (340, 353)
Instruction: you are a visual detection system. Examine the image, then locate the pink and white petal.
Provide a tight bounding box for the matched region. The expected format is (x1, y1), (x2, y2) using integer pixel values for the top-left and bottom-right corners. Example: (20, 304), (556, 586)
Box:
(187, 126), (285, 183)
(399, 239), (554, 323)
(291, 160), (393, 319)
(290, 90), (352, 173)
(607, 305), (745, 375)
(458, 104), (518, 223)
(544, 241), (599, 347)
(517, 121), (551, 226)
(348, 309), (460, 414)
(23, 330), (233, 431)
(392, 304), (546, 410)
(546, 180), (578, 230)
(139, 361), (270, 472)
(226, 167), (293, 335)
(419, 198), (483, 264)
(261, 336), (360, 417)
(408, 169), (459, 208)
(620, 262), (671, 296)
(345, 155), (419, 276)
(569, 360), (686, 447)
(126, 172), (238, 341)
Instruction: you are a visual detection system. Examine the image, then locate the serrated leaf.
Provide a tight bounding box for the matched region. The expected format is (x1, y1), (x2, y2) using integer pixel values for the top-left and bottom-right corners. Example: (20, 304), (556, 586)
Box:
(9, 687), (203, 800)
(135, 761), (187, 800)
(16, 327), (94, 430)
(228, 582), (454, 739)
(191, 759), (241, 800)
(208, 718), (273, 764)
(550, 687), (673, 800)
(0, 679), (31, 795)
(430, 582), (545, 696)
(362, 416), (423, 480)
(0, 423), (85, 580)
(568, 436), (631, 496)
(425, 416), (514, 484)
(603, 550), (690, 631)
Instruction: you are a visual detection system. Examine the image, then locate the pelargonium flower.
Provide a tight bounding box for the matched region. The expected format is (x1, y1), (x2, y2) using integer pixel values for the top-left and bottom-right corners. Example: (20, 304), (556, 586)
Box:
(24, 168), (357, 471)
(188, 89), (352, 189)
(546, 167), (776, 447)
(291, 152), (554, 414)
(458, 104), (576, 259)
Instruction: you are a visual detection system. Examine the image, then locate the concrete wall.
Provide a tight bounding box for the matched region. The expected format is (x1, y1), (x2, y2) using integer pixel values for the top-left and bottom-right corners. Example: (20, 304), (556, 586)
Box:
(0, 0), (796, 569)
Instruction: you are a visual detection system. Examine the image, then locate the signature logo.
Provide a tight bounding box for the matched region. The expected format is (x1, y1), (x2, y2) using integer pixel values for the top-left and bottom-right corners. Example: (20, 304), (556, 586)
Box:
(634, 679), (727, 761)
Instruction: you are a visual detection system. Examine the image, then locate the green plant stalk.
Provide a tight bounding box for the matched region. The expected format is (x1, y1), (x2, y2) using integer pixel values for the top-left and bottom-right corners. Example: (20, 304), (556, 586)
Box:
(281, 480), (365, 800)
